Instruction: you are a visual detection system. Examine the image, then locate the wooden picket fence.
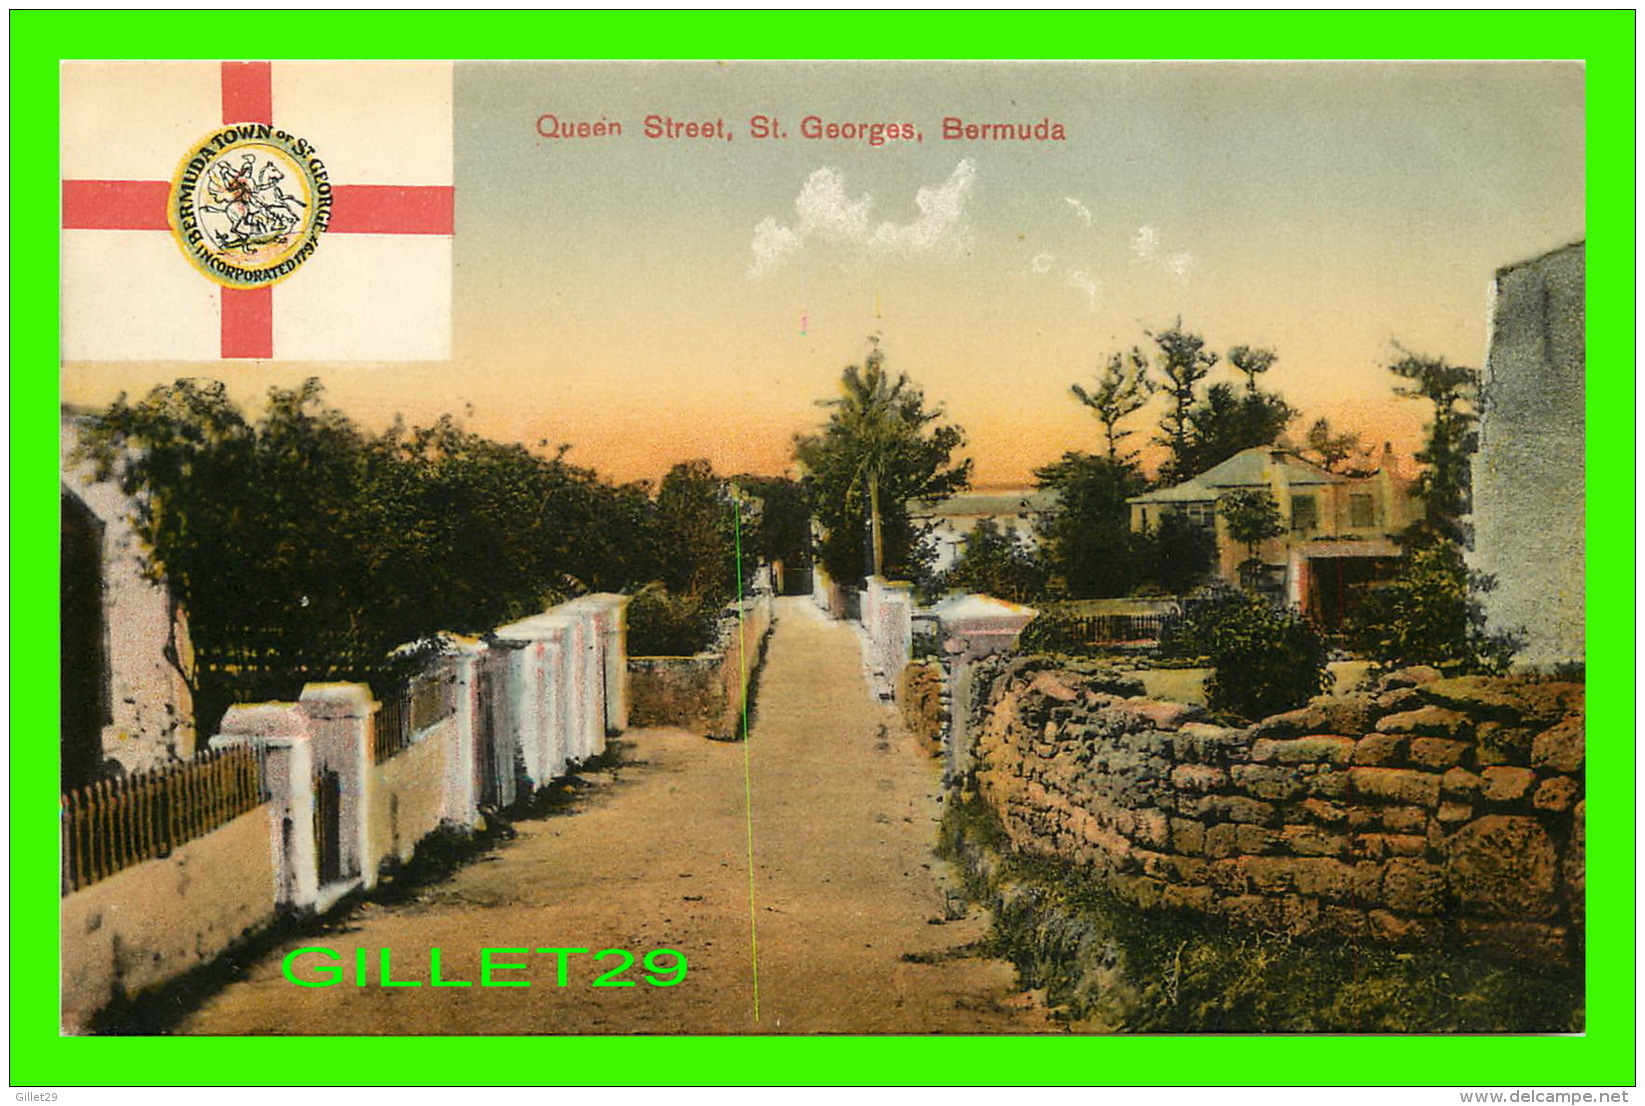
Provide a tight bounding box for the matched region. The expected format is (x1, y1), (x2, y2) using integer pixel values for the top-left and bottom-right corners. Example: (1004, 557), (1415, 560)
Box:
(60, 745), (265, 895)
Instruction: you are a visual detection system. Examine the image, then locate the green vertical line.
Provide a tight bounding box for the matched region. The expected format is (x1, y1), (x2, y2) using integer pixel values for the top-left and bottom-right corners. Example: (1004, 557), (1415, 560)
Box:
(733, 486), (760, 1023)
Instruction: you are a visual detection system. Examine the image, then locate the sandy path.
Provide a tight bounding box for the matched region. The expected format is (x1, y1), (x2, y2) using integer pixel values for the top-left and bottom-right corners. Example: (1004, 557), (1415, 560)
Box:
(179, 597), (1051, 1035)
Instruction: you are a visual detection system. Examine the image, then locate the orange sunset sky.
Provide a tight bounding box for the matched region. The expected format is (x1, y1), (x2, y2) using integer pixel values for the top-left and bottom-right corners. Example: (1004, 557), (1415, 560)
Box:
(62, 61), (1585, 488)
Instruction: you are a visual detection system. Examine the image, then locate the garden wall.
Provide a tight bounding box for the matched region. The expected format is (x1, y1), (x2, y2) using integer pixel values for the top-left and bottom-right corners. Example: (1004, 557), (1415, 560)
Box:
(966, 656), (1585, 964)
(628, 595), (773, 739)
(61, 807), (275, 1032)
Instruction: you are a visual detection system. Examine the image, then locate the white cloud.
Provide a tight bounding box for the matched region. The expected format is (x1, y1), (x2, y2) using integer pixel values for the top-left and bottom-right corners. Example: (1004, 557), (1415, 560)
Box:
(1065, 196), (1092, 227)
(1030, 251), (1054, 274)
(1132, 224), (1161, 261)
(1066, 268), (1099, 310)
(748, 159), (977, 276)
(1132, 224), (1194, 282)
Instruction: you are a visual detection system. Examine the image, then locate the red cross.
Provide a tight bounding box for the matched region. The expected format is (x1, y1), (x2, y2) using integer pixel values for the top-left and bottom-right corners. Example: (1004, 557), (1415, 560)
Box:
(62, 62), (454, 359)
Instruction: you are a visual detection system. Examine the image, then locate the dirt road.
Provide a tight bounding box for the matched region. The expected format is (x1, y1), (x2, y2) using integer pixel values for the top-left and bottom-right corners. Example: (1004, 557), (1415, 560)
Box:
(180, 597), (1052, 1035)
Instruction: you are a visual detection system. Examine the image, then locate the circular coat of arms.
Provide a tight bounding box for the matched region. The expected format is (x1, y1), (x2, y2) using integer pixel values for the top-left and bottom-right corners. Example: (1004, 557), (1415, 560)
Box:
(169, 123), (333, 288)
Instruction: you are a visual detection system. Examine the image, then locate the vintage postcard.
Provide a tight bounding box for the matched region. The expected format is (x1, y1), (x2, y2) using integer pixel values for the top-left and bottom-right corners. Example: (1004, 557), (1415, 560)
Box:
(31, 18), (1630, 1091)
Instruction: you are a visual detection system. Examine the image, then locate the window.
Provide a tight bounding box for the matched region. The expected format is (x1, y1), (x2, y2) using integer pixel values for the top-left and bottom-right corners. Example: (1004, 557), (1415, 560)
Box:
(1290, 494), (1318, 532)
(1349, 493), (1375, 528)
(1182, 501), (1216, 530)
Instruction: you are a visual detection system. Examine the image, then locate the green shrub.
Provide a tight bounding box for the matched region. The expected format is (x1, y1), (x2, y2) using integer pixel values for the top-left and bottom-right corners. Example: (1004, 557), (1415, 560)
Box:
(1171, 592), (1331, 721)
(625, 585), (720, 656)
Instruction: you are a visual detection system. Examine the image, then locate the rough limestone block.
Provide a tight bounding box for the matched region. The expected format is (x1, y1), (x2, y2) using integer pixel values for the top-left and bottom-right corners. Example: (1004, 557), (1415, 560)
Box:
(1249, 735), (1357, 766)
(1531, 716), (1584, 773)
(1282, 824), (1349, 858)
(1300, 798), (1347, 825)
(1480, 766), (1536, 802)
(1170, 818), (1206, 856)
(1353, 733), (1408, 767)
(1533, 774), (1579, 813)
(1409, 738), (1471, 770)
(1437, 801), (1474, 824)
(1419, 677), (1583, 728)
(1377, 665), (1443, 691)
(1235, 824), (1279, 855)
(1564, 800), (1585, 928)
(1382, 857), (1447, 915)
(1307, 770), (1349, 799)
(1208, 858), (1247, 893)
(1159, 882), (1215, 912)
(1203, 823), (1237, 859)
(1288, 858), (1353, 900)
(1350, 860), (1384, 901)
(1380, 805), (1429, 835)
(1170, 763), (1228, 792)
(1230, 763), (1304, 802)
(1173, 722), (1249, 764)
(1446, 814), (1558, 919)
(1441, 766), (1484, 796)
(1375, 687), (1425, 715)
(1353, 833), (1427, 859)
(1349, 767), (1441, 807)
(1251, 694), (1378, 740)
(1473, 722), (1536, 767)
(1376, 705), (1472, 738)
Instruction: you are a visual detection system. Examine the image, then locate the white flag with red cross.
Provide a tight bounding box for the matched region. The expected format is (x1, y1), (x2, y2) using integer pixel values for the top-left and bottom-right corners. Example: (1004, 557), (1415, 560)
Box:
(61, 61), (453, 362)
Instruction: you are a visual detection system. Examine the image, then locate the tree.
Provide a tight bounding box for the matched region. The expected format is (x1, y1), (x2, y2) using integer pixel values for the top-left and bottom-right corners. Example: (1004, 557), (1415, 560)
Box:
(654, 460), (748, 605)
(1304, 416), (1364, 473)
(941, 518), (1046, 604)
(794, 339), (971, 587)
(1345, 349), (1515, 673)
(1032, 451), (1146, 598)
(1227, 345), (1278, 392)
(1137, 512), (1217, 596)
(1388, 350), (1480, 548)
(77, 377), (723, 733)
(1178, 382), (1297, 477)
(737, 474), (812, 593)
(1150, 320), (1220, 483)
(1218, 488), (1285, 588)
(1071, 347), (1153, 460)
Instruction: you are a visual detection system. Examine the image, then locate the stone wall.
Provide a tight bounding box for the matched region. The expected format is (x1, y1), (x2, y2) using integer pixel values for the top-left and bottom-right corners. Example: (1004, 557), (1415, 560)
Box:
(628, 595), (773, 739)
(61, 807), (276, 1032)
(968, 657), (1584, 963)
(897, 660), (945, 756)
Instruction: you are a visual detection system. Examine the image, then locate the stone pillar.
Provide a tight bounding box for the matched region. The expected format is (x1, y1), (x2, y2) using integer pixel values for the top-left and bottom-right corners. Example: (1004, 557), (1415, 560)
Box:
(444, 636), (487, 829)
(211, 703), (318, 912)
(931, 593), (1038, 782)
(493, 613), (573, 787)
(298, 683), (377, 890)
(859, 576), (915, 701)
(581, 593), (631, 735)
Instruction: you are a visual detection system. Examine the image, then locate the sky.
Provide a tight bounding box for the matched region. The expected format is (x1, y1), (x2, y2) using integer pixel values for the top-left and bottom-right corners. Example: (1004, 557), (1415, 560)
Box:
(62, 60), (1586, 487)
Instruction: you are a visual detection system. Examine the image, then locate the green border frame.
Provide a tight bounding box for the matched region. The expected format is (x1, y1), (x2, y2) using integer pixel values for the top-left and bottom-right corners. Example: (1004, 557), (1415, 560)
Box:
(12, 10), (1635, 1088)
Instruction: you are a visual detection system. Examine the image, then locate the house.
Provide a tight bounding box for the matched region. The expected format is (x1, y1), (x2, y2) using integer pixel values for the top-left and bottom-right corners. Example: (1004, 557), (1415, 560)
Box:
(1128, 445), (1418, 626)
(912, 487), (1057, 575)
(1469, 241), (1584, 671)
(60, 414), (196, 789)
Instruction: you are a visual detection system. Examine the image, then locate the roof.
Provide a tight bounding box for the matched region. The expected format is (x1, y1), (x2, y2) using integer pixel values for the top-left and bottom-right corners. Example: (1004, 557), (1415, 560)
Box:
(1129, 447), (1347, 505)
(910, 488), (1057, 520)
